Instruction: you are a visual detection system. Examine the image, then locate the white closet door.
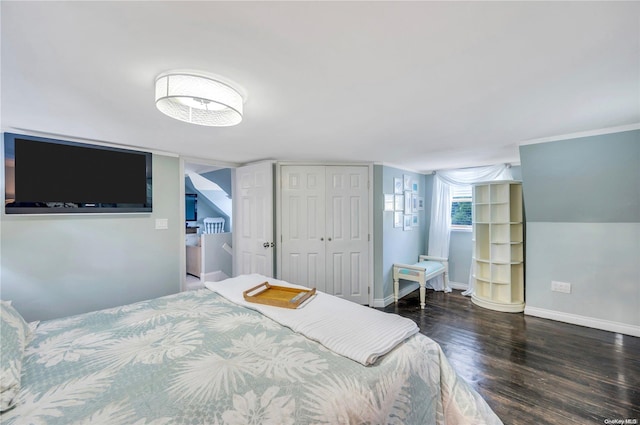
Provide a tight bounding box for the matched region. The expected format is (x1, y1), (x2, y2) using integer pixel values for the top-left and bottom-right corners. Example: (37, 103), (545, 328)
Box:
(280, 166), (326, 289)
(233, 162), (274, 277)
(325, 166), (369, 304)
(280, 165), (370, 304)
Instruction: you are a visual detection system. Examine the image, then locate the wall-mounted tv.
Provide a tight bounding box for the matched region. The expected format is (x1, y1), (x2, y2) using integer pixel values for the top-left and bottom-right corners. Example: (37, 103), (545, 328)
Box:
(4, 132), (152, 214)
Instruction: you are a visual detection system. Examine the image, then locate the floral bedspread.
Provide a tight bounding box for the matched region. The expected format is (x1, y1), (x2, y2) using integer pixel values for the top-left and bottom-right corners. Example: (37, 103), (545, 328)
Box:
(2, 289), (502, 424)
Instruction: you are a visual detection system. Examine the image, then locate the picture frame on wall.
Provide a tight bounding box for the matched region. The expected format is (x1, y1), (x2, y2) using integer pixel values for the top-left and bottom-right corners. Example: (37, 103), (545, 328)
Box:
(384, 194), (394, 211)
(403, 214), (412, 231)
(418, 197), (424, 210)
(394, 211), (403, 228)
(403, 174), (411, 191)
(404, 190), (412, 213)
(412, 214), (419, 227)
(412, 193), (418, 212)
(394, 194), (404, 211)
(412, 181), (419, 193)
(394, 177), (403, 194)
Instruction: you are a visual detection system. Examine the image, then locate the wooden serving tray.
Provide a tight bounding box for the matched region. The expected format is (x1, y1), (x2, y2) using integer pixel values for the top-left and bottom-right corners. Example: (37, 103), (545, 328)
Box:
(243, 282), (316, 309)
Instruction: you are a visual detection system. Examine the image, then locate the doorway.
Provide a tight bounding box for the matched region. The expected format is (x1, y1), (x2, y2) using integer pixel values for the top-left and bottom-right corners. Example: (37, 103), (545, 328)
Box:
(183, 161), (234, 290)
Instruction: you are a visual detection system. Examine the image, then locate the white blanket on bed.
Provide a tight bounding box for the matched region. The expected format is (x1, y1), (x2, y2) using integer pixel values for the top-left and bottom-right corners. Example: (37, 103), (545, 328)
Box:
(205, 274), (419, 366)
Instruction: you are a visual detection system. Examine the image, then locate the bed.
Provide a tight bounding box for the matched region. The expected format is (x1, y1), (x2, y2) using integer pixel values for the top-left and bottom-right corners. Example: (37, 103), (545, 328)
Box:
(1, 274), (502, 425)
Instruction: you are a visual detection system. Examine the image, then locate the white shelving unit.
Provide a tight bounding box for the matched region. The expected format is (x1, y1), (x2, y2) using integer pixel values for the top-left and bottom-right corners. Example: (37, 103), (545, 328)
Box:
(471, 181), (524, 313)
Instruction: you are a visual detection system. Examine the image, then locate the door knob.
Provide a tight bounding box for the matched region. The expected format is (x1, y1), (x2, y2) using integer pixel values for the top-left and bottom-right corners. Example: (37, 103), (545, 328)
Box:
(263, 242), (270, 248)
(270, 242), (275, 247)
(328, 237), (332, 241)
(320, 237), (324, 241)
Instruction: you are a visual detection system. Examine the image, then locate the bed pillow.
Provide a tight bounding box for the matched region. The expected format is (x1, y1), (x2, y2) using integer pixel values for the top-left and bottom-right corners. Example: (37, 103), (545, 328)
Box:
(0, 300), (30, 412)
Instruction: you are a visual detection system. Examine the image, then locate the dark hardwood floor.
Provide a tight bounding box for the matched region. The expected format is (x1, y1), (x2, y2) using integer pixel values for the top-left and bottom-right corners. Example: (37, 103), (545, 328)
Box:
(380, 290), (640, 425)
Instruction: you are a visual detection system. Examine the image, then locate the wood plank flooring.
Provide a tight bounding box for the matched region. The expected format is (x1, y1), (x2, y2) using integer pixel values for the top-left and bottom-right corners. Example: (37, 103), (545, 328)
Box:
(380, 290), (640, 425)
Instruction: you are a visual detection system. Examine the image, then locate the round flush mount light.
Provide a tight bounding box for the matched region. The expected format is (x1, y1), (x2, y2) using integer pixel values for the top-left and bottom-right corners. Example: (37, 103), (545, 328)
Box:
(155, 71), (244, 126)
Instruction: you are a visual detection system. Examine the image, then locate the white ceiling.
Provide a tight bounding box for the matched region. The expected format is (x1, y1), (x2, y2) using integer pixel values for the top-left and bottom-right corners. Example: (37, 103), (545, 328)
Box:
(2, 1), (638, 172)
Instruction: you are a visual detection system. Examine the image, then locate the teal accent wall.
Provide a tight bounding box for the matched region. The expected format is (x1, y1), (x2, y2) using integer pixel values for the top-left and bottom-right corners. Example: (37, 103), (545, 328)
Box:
(1, 154), (182, 322)
(520, 130), (639, 223)
(520, 130), (640, 334)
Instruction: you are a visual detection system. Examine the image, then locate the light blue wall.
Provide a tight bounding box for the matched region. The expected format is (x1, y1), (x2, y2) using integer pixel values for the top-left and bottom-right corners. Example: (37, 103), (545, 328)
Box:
(448, 230), (473, 285)
(373, 165), (384, 300)
(520, 130), (640, 334)
(525, 222), (639, 325)
(1, 154), (182, 322)
(373, 165), (429, 304)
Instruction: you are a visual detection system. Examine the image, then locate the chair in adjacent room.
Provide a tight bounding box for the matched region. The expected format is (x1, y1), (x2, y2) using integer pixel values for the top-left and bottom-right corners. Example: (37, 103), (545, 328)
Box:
(203, 217), (225, 234)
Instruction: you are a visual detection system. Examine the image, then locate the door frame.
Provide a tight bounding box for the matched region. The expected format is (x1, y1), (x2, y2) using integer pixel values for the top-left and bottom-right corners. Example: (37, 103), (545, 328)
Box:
(179, 156), (238, 292)
(275, 161), (374, 306)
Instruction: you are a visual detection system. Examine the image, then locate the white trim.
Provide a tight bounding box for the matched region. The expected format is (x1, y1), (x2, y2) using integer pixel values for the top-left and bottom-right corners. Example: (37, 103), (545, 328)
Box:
(275, 163), (282, 279)
(450, 226), (472, 232)
(518, 123), (640, 147)
(367, 163), (374, 307)
(202, 270), (230, 283)
(182, 156), (240, 170)
(525, 306), (640, 337)
(179, 159), (186, 291)
(373, 282), (420, 307)
(374, 281), (468, 307)
(448, 281), (468, 291)
(238, 158), (278, 167)
(372, 295), (393, 308)
(276, 160), (373, 167)
(378, 161), (524, 175)
(377, 162), (424, 174)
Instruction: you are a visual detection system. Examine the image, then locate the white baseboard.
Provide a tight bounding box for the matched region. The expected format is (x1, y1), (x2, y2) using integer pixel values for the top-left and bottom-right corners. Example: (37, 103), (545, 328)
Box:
(202, 270), (230, 283)
(372, 296), (392, 308)
(448, 281), (468, 291)
(525, 306), (640, 337)
(372, 282), (470, 308)
(372, 282), (419, 308)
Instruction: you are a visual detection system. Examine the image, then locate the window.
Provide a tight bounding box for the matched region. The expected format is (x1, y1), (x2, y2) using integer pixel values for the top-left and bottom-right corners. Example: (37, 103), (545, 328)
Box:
(451, 185), (472, 229)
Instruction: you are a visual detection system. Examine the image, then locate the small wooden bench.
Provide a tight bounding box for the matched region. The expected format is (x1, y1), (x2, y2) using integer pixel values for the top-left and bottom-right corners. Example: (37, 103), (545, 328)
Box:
(393, 255), (449, 309)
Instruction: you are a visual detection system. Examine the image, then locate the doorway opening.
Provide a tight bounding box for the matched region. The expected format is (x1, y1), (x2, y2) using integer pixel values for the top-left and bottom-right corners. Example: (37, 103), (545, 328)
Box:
(184, 161), (234, 290)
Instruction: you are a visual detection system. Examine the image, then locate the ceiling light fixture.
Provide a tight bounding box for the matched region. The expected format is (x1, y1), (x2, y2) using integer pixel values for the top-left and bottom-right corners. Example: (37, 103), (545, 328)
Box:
(155, 71), (244, 126)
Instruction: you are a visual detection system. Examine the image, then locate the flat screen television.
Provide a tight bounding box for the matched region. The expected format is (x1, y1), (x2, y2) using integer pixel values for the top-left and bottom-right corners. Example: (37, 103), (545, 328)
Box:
(4, 132), (152, 214)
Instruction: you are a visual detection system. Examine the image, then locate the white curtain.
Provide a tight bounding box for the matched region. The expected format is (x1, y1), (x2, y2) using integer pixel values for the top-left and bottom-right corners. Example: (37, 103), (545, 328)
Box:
(427, 164), (513, 294)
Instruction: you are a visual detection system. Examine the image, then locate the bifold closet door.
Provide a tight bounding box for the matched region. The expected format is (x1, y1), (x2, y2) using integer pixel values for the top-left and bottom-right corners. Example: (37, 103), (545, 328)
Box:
(280, 165), (369, 304)
(280, 166), (327, 289)
(324, 166), (369, 304)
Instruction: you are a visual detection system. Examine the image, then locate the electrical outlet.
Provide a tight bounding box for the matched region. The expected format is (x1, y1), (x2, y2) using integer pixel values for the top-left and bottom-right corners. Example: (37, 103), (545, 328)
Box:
(155, 218), (169, 230)
(551, 281), (571, 294)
